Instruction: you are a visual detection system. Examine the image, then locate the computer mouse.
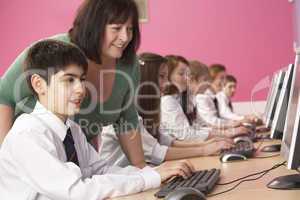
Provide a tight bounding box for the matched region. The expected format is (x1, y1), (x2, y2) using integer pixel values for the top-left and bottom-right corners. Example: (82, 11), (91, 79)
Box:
(165, 187), (206, 200)
(233, 136), (253, 144)
(261, 144), (281, 152)
(220, 153), (247, 163)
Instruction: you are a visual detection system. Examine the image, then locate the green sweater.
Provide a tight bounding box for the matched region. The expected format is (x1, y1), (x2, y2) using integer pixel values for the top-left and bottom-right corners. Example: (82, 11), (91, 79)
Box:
(0, 33), (140, 140)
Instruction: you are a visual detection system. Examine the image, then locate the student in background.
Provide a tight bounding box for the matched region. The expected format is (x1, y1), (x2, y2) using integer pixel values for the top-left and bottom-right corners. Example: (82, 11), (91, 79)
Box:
(99, 53), (234, 167)
(216, 74), (258, 123)
(0, 40), (196, 200)
(194, 64), (241, 128)
(188, 61), (249, 137)
(160, 56), (248, 140)
(160, 55), (211, 140)
(0, 0), (147, 168)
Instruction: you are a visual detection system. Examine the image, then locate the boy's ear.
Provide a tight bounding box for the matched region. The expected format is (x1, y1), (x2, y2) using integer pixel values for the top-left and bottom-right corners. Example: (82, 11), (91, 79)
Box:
(31, 74), (47, 95)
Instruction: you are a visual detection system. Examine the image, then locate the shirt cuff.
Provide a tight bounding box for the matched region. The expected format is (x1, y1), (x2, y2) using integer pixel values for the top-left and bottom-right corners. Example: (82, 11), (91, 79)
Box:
(151, 144), (168, 165)
(140, 166), (161, 190)
(159, 134), (176, 146)
(196, 130), (209, 141)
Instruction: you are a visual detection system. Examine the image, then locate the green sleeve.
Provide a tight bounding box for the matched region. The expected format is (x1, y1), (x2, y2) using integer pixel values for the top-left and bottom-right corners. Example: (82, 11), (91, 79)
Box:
(0, 33), (70, 117)
(0, 49), (33, 109)
(114, 59), (140, 135)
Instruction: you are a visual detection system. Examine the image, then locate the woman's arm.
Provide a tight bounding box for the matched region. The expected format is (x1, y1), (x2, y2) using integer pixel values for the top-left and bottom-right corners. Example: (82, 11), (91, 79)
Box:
(118, 130), (146, 168)
(0, 104), (14, 144)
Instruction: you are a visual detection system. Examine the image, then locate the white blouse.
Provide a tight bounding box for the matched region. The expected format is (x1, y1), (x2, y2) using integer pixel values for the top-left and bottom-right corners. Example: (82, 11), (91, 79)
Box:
(160, 94), (209, 141)
(216, 91), (244, 121)
(99, 116), (176, 167)
(193, 89), (232, 127)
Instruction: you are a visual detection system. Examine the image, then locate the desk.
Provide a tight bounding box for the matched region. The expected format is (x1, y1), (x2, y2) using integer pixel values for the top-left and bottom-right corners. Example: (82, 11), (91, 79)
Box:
(112, 140), (300, 200)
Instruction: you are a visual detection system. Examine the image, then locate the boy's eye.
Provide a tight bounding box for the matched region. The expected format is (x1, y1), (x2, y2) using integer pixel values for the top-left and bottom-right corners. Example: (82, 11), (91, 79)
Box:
(67, 77), (75, 83)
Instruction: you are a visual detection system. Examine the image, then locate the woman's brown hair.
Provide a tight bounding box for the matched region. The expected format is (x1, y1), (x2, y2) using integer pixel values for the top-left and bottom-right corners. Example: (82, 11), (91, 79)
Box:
(137, 52), (167, 138)
(69, 0), (140, 65)
(164, 55), (195, 125)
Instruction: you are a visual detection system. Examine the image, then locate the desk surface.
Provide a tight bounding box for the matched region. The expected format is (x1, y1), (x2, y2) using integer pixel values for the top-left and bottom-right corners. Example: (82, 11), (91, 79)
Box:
(112, 140), (300, 200)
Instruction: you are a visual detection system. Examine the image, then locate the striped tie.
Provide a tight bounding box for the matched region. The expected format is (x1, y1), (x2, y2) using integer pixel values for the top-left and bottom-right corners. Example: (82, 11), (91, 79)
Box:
(63, 128), (79, 166)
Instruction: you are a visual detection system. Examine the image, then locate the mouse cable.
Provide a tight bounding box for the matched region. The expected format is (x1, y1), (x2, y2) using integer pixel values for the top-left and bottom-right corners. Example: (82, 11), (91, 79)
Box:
(216, 161), (286, 186)
(208, 161), (286, 197)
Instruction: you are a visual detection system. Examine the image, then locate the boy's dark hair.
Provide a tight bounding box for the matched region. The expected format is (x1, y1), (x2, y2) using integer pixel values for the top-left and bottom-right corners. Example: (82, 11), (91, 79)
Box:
(225, 74), (237, 84)
(209, 64), (226, 80)
(24, 39), (88, 96)
(69, 0), (140, 65)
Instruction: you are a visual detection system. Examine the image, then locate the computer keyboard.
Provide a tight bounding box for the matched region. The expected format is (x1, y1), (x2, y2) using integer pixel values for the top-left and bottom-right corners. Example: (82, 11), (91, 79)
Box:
(221, 141), (255, 158)
(154, 168), (220, 198)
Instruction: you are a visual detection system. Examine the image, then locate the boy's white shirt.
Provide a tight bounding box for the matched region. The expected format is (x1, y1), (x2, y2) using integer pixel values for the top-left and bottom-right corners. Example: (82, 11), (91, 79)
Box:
(194, 89), (232, 127)
(99, 116), (175, 167)
(0, 102), (161, 200)
(160, 94), (209, 141)
(216, 91), (244, 121)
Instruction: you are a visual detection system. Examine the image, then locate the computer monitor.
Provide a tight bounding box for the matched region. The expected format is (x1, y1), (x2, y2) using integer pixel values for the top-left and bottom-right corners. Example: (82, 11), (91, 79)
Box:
(267, 53), (300, 190)
(263, 73), (278, 123)
(265, 70), (286, 128)
(270, 64), (294, 139)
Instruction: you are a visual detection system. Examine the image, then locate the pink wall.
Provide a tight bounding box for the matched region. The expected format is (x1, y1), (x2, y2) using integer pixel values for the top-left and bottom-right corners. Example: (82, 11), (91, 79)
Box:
(0, 0), (294, 101)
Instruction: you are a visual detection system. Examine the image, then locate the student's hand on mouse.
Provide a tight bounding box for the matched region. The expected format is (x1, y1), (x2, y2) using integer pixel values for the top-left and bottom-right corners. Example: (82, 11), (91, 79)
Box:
(225, 126), (251, 138)
(154, 160), (195, 182)
(245, 114), (263, 125)
(202, 139), (234, 156)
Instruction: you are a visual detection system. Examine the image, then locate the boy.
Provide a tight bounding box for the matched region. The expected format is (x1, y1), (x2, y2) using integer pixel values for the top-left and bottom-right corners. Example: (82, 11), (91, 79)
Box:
(0, 40), (194, 200)
(217, 75), (261, 124)
(216, 75), (245, 121)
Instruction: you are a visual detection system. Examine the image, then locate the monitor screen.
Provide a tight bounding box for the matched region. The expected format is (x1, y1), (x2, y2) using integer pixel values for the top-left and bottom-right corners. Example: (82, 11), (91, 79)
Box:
(270, 64), (294, 139)
(265, 71), (286, 128)
(263, 74), (278, 122)
(281, 53), (300, 170)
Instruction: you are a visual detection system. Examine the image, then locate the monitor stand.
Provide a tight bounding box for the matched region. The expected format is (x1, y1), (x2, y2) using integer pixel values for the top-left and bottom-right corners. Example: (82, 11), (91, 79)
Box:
(267, 174), (300, 189)
(261, 144), (281, 152)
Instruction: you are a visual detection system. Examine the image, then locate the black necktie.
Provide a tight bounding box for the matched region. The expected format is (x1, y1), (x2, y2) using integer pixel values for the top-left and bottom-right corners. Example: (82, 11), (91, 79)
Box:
(63, 128), (79, 166)
(213, 98), (220, 117)
(228, 101), (233, 112)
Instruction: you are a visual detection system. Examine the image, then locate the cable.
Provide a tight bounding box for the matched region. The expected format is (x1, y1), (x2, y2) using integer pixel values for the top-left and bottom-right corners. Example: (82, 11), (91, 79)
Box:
(208, 161), (286, 197)
(216, 161), (286, 186)
(208, 170), (269, 197)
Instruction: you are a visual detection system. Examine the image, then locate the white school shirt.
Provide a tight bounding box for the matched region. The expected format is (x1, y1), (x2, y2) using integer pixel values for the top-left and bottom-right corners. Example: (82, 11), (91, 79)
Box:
(0, 102), (160, 200)
(216, 91), (244, 121)
(194, 89), (232, 127)
(160, 94), (209, 141)
(99, 116), (175, 167)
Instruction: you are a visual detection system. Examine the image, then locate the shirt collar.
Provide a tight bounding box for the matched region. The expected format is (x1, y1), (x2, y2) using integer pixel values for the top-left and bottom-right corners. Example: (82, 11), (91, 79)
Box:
(205, 88), (215, 97)
(31, 101), (71, 141)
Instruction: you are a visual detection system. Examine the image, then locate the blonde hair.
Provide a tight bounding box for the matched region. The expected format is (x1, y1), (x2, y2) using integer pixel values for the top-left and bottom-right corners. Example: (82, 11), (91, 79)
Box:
(189, 60), (210, 82)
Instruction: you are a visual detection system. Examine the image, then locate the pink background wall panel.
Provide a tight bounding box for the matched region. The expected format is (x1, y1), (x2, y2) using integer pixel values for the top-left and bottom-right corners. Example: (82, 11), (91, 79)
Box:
(0, 0), (294, 101)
